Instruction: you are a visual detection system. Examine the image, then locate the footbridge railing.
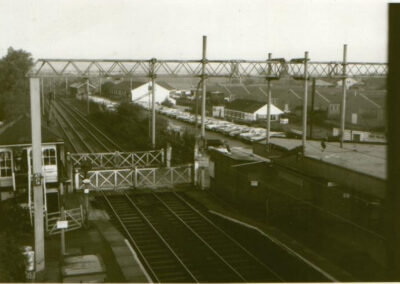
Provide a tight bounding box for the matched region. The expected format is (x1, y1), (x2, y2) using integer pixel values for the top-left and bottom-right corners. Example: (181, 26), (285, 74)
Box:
(84, 164), (192, 190)
(69, 149), (164, 169)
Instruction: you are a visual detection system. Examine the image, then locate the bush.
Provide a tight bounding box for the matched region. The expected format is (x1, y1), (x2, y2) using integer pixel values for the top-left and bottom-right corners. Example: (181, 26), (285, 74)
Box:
(0, 201), (32, 282)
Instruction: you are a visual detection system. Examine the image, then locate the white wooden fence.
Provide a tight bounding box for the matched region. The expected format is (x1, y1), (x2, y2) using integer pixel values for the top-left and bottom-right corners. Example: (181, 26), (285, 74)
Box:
(69, 149), (164, 169)
(45, 206), (84, 235)
(84, 164), (192, 190)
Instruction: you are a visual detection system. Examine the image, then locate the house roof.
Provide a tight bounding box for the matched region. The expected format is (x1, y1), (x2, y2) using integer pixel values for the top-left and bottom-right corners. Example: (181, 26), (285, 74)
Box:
(0, 114), (63, 147)
(226, 99), (266, 113)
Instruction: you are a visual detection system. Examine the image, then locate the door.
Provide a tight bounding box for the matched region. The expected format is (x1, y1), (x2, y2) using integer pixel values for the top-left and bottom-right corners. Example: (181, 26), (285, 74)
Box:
(351, 113), (358, 124)
(353, 133), (361, 142)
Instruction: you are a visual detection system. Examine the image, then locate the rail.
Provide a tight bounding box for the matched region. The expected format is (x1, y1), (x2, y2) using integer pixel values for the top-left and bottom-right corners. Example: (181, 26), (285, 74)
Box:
(101, 191), (198, 282)
(60, 101), (122, 151)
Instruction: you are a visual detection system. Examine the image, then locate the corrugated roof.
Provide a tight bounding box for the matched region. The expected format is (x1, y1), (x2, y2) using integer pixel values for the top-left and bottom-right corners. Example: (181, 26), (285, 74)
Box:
(0, 114), (63, 147)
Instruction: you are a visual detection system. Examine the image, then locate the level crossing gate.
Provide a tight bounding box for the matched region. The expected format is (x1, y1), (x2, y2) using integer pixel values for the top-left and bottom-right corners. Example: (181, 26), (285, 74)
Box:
(68, 149), (164, 169)
(84, 164), (192, 190)
(45, 206), (84, 235)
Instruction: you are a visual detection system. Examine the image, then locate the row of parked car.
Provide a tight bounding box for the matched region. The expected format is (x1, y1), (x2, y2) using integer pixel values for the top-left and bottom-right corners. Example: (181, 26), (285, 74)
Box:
(136, 101), (285, 143)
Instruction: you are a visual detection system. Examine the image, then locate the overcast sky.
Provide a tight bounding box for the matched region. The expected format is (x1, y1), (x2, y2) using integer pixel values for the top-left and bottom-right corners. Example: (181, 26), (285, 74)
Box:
(0, 0), (389, 62)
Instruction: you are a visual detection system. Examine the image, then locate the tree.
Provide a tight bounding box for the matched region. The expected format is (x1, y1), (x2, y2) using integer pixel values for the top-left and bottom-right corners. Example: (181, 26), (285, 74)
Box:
(0, 47), (33, 121)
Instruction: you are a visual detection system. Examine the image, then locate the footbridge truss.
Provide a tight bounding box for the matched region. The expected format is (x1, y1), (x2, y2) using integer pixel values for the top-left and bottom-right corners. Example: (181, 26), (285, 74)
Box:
(28, 58), (386, 79)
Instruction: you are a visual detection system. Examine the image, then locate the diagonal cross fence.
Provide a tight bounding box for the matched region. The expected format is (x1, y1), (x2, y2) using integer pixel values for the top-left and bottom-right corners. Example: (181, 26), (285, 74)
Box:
(83, 164), (192, 190)
(68, 149), (165, 169)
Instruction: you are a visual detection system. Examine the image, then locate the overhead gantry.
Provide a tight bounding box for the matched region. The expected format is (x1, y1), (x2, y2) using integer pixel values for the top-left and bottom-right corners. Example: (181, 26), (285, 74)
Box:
(26, 36), (387, 275)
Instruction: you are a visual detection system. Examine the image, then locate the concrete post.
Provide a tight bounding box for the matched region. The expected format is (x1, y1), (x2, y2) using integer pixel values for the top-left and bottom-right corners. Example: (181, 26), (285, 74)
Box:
(340, 44), (348, 148)
(201, 36), (207, 144)
(60, 182), (65, 256)
(302, 52), (309, 153)
(151, 73), (156, 149)
(29, 78), (45, 274)
(266, 53), (272, 147)
(40, 78), (44, 116)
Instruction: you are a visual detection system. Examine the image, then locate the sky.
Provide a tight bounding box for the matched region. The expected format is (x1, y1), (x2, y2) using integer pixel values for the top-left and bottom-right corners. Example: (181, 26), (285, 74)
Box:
(0, 0), (389, 62)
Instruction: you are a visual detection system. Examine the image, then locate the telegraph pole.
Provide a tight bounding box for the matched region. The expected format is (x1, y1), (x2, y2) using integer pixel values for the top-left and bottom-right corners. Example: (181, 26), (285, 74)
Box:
(201, 36), (207, 144)
(302, 51), (309, 153)
(194, 88), (199, 136)
(340, 44), (347, 148)
(266, 53), (272, 147)
(29, 78), (45, 275)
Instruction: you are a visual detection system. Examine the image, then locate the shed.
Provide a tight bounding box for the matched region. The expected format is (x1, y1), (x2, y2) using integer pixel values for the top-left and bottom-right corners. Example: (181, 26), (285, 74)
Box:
(131, 82), (176, 105)
(69, 81), (97, 96)
(224, 99), (283, 121)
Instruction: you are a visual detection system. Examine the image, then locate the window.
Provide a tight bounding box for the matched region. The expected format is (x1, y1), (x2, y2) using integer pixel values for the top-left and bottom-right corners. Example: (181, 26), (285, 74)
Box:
(0, 151), (12, 177)
(43, 148), (56, 165)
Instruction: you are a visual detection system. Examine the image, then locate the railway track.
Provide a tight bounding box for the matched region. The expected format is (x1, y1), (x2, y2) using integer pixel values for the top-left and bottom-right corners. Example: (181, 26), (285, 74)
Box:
(100, 191), (283, 283)
(52, 100), (123, 153)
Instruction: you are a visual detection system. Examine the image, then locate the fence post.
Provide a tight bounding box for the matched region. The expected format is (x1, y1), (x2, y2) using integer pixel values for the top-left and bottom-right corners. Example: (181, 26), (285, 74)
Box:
(166, 145), (172, 167)
(114, 170), (117, 190)
(134, 167), (137, 188)
(80, 205), (84, 227)
(74, 168), (80, 193)
(114, 151), (119, 168)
